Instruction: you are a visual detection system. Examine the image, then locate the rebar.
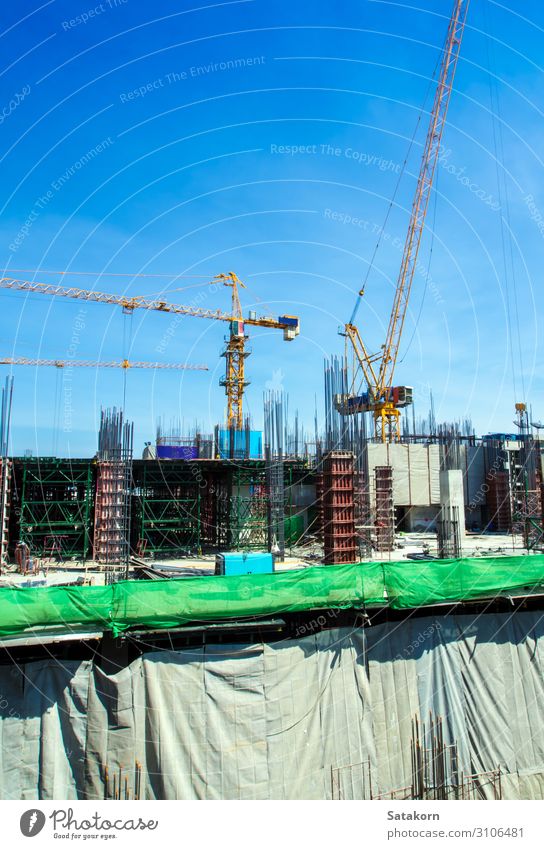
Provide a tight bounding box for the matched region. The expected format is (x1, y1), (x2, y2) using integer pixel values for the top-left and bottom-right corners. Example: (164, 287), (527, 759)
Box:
(264, 392), (286, 558)
(94, 407), (134, 579)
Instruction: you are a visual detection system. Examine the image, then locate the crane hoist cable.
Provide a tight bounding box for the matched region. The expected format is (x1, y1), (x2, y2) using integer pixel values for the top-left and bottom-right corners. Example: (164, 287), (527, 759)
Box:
(348, 44), (444, 329)
(399, 165), (440, 365)
(484, 1), (525, 403)
(348, 53), (443, 399)
(52, 367), (61, 456)
(122, 310), (134, 413)
(6, 269), (211, 279)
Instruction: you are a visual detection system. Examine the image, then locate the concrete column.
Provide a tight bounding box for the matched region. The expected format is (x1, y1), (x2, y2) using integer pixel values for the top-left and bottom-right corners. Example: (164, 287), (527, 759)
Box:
(439, 469), (466, 538)
(437, 469), (465, 557)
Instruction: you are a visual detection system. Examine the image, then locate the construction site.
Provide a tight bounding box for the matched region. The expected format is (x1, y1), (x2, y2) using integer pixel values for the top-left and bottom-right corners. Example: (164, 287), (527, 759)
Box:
(0, 395), (541, 572)
(1, 0), (544, 803)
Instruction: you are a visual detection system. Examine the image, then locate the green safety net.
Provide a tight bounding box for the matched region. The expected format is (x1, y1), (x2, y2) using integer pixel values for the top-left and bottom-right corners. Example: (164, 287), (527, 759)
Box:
(1, 554), (544, 640)
(284, 514), (305, 546)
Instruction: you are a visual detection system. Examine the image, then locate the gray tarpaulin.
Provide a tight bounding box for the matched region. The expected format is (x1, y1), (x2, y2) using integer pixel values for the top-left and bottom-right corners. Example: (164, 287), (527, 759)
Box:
(1, 610), (544, 800)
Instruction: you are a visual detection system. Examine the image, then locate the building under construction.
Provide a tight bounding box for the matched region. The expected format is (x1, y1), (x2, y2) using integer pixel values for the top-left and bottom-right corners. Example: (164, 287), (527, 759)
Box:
(2, 391), (542, 569)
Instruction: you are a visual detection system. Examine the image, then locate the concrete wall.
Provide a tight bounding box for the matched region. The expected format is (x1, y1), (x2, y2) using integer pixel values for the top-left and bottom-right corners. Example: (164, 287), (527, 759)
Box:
(365, 443), (491, 533)
(366, 443), (440, 507)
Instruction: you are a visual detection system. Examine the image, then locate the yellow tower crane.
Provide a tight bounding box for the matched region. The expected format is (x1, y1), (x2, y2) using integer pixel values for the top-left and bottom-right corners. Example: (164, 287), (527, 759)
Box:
(0, 273), (299, 429)
(336, 0), (469, 442)
(215, 272), (248, 431)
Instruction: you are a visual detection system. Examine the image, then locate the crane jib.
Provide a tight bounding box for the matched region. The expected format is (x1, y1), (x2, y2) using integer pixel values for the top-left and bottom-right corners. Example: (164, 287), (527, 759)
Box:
(0, 274), (300, 430)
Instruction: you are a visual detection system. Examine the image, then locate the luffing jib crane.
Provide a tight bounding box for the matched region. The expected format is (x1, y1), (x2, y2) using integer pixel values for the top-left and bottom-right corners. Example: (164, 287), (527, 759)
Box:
(0, 273), (299, 429)
(335, 0), (469, 442)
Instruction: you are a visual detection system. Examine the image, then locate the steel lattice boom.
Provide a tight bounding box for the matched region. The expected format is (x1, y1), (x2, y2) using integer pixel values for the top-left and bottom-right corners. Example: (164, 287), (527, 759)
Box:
(0, 275), (297, 331)
(0, 357), (208, 370)
(340, 0), (469, 441)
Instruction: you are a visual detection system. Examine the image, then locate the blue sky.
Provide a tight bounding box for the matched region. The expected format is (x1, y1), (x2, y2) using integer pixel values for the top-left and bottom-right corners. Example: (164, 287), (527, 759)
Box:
(0, 0), (543, 456)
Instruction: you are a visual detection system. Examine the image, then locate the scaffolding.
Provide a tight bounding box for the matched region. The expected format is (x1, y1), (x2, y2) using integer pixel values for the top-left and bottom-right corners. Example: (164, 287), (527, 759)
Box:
(264, 392), (286, 558)
(0, 378), (13, 568)
(15, 458), (93, 559)
(314, 470), (324, 539)
(0, 459), (11, 568)
(93, 409), (133, 578)
(512, 438), (543, 548)
(375, 465), (395, 552)
(266, 458), (285, 557)
(132, 462), (201, 557)
(230, 463), (268, 550)
(130, 458), (305, 558)
(354, 468), (372, 558)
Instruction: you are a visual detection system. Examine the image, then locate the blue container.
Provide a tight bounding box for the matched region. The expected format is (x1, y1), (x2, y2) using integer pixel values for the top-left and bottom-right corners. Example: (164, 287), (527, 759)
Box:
(156, 445), (199, 460)
(217, 430), (263, 459)
(215, 551), (274, 576)
(483, 433), (521, 442)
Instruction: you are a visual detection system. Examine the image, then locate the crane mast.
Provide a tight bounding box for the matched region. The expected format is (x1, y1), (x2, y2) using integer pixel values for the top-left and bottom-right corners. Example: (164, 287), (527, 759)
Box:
(215, 272), (249, 430)
(340, 0), (469, 441)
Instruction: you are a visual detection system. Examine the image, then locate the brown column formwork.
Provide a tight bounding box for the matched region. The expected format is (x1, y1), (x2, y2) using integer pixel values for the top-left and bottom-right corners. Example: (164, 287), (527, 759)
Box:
(93, 409), (133, 578)
(486, 470), (512, 532)
(323, 451), (358, 565)
(314, 471), (324, 539)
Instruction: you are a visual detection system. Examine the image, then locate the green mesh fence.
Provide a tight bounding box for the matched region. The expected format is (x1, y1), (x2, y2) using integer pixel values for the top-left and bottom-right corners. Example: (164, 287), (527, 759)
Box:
(1, 554), (544, 639)
(284, 514), (305, 547)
